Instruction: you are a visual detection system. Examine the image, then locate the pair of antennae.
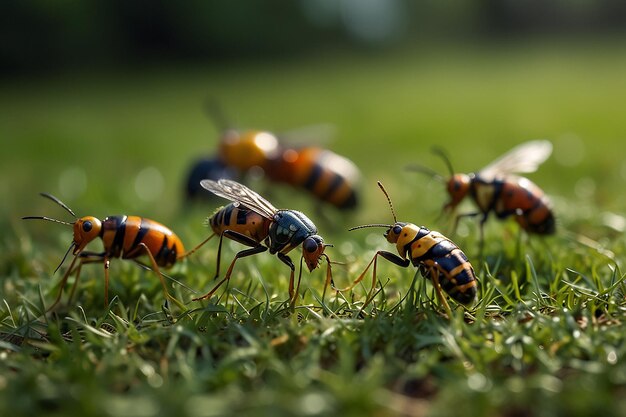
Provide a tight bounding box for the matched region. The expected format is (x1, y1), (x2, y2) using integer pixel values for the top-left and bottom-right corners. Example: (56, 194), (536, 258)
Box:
(22, 193), (77, 226)
(406, 146), (455, 181)
(348, 181), (398, 231)
(22, 193), (79, 275)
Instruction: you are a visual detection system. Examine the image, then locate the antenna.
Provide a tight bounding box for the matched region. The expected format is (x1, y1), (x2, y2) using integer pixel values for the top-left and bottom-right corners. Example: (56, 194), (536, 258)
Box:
(405, 164), (445, 182)
(204, 97), (231, 132)
(21, 216), (73, 226)
(348, 223), (392, 232)
(39, 193), (77, 218)
(377, 181), (397, 223)
(431, 147), (455, 177)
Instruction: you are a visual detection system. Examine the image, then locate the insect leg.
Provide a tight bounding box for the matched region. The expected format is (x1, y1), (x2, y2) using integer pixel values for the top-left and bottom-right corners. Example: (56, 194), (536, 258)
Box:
(178, 233), (216, 260)
(47, 252), (104, 312)
(321, 254), (333, 301)
(134, 242), (186, 310)
(67, 252), (106, 306)
(46, 254), (80, 312)
(277, 253), (297, 306)
(424, 265), (452, 317)
(193, 236), (267, 302)
(453, 211), (481, 234)
(213, 230), (260, 280)
(338, 251), (410, 293)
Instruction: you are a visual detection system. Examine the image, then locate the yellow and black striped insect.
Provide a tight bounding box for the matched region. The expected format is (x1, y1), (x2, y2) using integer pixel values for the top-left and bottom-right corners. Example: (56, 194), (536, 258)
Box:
(409, 140), (555, 242)
(192, 179), (334, 305)
(347, 182), (477, 312)
(23, 193), (190, 310)
(184, 101), (361, 209)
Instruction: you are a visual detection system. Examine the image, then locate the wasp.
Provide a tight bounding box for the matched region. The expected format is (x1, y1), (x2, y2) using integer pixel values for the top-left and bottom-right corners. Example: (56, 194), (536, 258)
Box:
(409, 140), (555, 241)
(184, 113), (361, 210)
(23, 193), (192, 310)
(263, 144), (360, 210)
(192, 179), (333, 305)
(347, 182), (477, 312)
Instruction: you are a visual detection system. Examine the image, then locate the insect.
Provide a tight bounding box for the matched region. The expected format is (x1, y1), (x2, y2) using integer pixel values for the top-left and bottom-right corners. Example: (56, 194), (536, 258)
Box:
(184, 118), (361, 210)
(23, 193), (190, 310)
(409, 140), (555, 241)
(184, 155), (238, 201)
(192, 179), (333, 305)
(262, 144), (360, 210)
(347, 182), (477, 312)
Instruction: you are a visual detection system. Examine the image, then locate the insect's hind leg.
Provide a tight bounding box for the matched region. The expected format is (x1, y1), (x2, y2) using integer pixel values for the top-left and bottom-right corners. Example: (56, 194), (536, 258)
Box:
(134, 243), (186, 310)
(211, 230), (260, 281)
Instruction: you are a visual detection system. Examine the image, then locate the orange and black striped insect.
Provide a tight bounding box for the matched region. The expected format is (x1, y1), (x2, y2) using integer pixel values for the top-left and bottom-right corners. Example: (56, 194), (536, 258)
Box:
(192, 179), (334, 306)
(23, 193), (191, 310)
(184, 106), (361, 209)
(346, 182), (477, 312)
(409, 140), (555, 242)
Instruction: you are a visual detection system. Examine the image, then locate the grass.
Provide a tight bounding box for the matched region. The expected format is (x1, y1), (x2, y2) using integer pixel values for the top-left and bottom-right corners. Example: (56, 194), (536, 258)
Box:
(3, 39), (626, 416)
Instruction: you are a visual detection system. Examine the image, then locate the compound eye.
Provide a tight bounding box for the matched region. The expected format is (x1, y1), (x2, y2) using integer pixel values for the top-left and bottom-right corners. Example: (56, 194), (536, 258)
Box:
(392, 225), (403, 235)
(82, 220), (93, 233)
(303, 237), (319, 253)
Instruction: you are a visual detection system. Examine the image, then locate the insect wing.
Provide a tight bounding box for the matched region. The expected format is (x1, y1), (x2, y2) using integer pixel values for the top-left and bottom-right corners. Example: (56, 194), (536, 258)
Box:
(277, 123), (336, 147)
(200, 179), (278, 219)
(478, 140), (552, 181)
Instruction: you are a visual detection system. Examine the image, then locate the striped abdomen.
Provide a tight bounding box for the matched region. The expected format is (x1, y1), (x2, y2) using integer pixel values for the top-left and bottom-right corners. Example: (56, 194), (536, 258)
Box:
(409, 228), (477, 305)
(100, 216), (185, 267)
(472, 176), (555, 235)
(266, 147), (359, 209)
(208, 203), (270, 242)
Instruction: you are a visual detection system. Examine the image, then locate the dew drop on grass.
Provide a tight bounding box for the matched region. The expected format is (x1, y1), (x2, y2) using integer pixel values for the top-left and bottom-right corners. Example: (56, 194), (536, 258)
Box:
(607, 350), (618, 365)
(301, 392), (329, 415)
(467, 372), (491, 392)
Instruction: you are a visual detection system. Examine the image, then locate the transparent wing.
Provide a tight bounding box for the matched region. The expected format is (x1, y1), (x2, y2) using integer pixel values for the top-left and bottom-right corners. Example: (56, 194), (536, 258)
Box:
(277, 123), (336, 147)
(200, 179), (278, 219)
(478, 140), (552, 181)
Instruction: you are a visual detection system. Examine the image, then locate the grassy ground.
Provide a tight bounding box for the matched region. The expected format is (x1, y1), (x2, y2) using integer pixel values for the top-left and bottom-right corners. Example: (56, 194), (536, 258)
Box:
(2, 39), (626, 416)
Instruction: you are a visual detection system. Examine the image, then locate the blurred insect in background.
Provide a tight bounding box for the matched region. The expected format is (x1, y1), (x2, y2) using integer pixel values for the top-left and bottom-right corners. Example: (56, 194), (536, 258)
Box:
(408, 140), (555, 243)
(23, 193), (194, 310)
(346, 182), (477, 314)
(184, 156), (238, 200)
(192, 179), (334, 306)
(183, 102), (361, 210)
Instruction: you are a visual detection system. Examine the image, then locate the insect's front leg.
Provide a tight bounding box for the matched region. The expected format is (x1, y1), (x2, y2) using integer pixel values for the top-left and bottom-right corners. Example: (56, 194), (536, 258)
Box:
(48, 251), (105, 312)
(340, 250), (410, 292)
(276, 253), (298, 305)
(453, 211), (481, 234)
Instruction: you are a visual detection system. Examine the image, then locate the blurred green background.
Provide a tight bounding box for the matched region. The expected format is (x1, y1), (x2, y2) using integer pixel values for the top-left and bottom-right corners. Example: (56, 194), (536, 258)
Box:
(2, 1), (626, 233)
